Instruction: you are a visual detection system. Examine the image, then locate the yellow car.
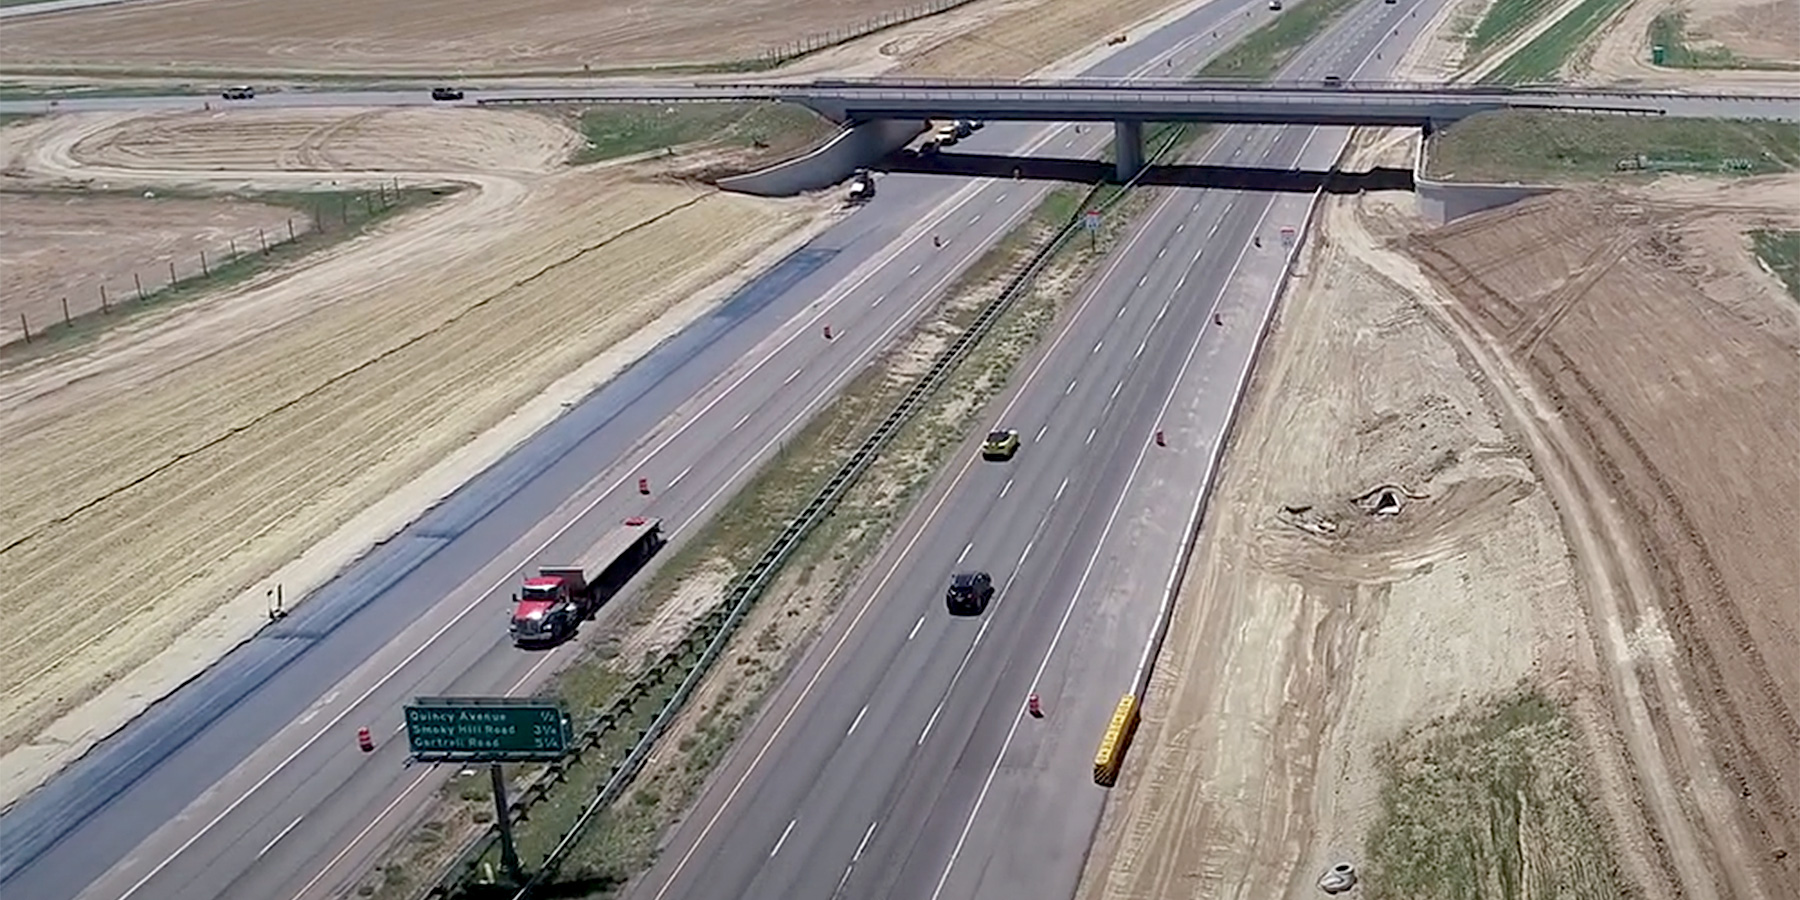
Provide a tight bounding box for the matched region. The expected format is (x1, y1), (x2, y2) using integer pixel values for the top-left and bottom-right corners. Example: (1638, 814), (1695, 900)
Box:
(981, 429), (1021, 461)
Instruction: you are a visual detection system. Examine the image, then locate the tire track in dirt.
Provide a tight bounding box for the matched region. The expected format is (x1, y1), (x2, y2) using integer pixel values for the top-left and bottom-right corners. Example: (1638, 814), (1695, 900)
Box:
(0, 190), (708, 561)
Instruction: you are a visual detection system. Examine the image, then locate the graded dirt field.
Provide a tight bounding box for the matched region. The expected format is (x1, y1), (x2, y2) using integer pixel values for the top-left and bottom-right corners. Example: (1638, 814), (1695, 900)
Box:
(1580, 0), (1800, 93)
(0, 188), (303, 345)
(1078, 128), (1800, 900)
(0, 0), (939, 75)
(0, 106), (839, 807)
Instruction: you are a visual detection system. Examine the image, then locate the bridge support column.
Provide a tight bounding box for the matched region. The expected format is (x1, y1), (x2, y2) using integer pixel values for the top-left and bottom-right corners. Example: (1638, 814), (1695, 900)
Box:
(1114, 120), (1144, 183)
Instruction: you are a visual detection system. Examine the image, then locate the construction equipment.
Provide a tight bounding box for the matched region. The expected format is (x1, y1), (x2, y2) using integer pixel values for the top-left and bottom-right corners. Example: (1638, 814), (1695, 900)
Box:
(846, 168), (876, 205)
(509, 517), (665, 647)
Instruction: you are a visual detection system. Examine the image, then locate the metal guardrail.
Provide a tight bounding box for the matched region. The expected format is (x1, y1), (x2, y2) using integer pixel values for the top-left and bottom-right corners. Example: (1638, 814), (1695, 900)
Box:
(419, 174), (1122, 900)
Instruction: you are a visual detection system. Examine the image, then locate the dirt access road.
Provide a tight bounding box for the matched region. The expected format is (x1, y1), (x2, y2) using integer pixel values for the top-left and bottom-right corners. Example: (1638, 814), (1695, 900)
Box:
(1078, 0), (1799, 895)
(1579, 0), (1800, 94)
(1081, 140), (1800, 900)
(0, 0), (935, 74)
(0, 106), (836, 808)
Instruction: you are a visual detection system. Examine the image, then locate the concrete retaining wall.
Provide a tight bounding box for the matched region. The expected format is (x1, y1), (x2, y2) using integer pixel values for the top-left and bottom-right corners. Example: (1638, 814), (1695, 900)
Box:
(718, 118), (928, 197)
(1412, 129), (1553, 224)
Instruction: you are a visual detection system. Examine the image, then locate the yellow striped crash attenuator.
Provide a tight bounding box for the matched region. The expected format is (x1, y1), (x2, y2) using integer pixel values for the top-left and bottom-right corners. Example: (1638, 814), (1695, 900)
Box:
(1092, 693), (1140, 787)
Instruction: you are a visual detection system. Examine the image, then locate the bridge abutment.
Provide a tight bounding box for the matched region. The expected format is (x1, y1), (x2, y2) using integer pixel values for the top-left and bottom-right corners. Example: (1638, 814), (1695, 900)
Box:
(1115, 120), (1144, 182)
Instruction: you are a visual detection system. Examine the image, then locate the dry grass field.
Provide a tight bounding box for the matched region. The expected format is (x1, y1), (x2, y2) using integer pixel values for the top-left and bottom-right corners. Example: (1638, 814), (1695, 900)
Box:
(0, 105), (839, 806)
(0, 0), (942, 75)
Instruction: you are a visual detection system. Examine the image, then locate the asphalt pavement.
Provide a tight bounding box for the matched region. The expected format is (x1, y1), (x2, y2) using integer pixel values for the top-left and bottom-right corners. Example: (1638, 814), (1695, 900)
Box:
(625, 3), (1452, 900)
(0, 3), (1293, 900)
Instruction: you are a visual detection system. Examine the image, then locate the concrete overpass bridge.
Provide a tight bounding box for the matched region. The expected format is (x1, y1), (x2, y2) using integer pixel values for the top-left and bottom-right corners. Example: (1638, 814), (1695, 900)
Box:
(478, 77), (1800, 185)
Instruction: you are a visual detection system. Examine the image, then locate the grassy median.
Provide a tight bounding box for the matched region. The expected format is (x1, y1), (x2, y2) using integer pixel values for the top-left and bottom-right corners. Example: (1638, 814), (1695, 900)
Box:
(1752, 230), (1800, 303)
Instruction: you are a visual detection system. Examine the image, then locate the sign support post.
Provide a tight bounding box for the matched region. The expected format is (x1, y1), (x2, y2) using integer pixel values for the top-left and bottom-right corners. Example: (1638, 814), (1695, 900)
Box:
(492, 763), (525, 883)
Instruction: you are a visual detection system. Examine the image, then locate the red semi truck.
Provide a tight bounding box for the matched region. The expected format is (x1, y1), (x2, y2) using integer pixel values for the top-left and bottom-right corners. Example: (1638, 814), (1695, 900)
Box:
(510, 516), (665, 647)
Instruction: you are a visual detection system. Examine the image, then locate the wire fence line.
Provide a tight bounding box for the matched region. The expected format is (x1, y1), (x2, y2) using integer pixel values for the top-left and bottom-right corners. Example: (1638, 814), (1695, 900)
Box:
(755, 0), (984, 67)
(6, 186), (405, 349)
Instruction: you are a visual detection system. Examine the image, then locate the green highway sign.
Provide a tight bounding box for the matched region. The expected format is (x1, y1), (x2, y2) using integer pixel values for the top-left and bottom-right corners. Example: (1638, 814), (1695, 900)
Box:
(404, 696), (572, 763)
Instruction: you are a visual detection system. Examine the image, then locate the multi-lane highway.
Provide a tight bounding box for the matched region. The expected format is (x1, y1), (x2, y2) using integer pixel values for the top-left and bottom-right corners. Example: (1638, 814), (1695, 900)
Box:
(625, 2), (1448, 900)
(0, 3), (1308, 900)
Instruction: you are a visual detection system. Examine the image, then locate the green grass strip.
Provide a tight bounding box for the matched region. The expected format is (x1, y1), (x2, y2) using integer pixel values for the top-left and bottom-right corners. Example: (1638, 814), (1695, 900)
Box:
(1487, 0), (1631, 84)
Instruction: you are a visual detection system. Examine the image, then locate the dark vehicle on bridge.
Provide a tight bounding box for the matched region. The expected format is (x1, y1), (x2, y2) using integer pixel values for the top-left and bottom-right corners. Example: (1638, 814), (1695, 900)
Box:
(946, 571), (995, 616)
(1322, 74), (1344, 88)
(510, 516), (665, 647)
(431, 87), (465, 101)
(221, 85), (255, 100)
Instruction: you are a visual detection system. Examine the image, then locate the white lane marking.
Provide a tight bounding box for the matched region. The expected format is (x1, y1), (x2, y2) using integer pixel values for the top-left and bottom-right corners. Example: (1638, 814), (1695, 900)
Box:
(285, 769), (432, 900)
(1192, 245), (1204, 264)
(1206, 218), (1222, 239)
(995, 194), (1006, 203)
(1175, 272), (1188, 292)
(909, 263), (922, 275)
(642, 40), (1215, 892)
(872, 294), (886, 307)
(1092, 339), (1103, 354)
(1055, 477), (1069, 502)
(256, 816), (304, 860)
(908, 615), (926, 641)
(1115, 305), (1125, 319)
(918, 496), (1057, 747)
(1137, 275), (1147, 287)
(390, 722), (405, 736)
(506, 649), (558, 694)
(999, 478), (1012, 498)
(784, 367), (802, 386)
(1155, 301), (1170, 324)
(854, 820), (878, 860)
(1085, 427), (1096, 445)
(141, 46), (1207, 897)
(957, 541), (973, 564)
(1064, 378), (1077, 395)
(848, 705), (869, 736)
(733, 412), (752, 431)
(1036, 424), (1049, 441)
(1111, 380), (1124, 401)
(670, 465), (693, 488)
(770, 819), (797, 857)
(1135, 338), (1147, 359)
(927, 53), (1361, 893)
(970, 215), (981, 225)
(1176, 222), (1184, 233)
(1192, 201), (1202, 212)
(1157, 246), (1166, 259)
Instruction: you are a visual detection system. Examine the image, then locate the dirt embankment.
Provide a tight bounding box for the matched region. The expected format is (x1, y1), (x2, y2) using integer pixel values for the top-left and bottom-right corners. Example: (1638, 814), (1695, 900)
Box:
(0, 106), (840, 808)
(1080, 132), (1800, 898)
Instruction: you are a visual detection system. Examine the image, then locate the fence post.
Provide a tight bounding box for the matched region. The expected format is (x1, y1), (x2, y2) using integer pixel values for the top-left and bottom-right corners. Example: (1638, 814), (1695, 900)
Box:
(134, 272), (144, 301)
(18, 313), (28, 343)
(168, 259), (177, 286)
(288, 217), (295, 241)
(100, 284), (109, 313)
(62, 298), (71, 325)
(340, 199), (349, 226)
(201, 249), (209, 277)
(259, 228), (268, 254)
(230, 238), (238, 262)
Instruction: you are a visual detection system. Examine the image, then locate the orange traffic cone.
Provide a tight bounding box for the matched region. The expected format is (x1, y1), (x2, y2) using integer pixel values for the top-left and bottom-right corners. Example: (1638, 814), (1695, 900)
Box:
(1027, 693), (1043, 718)
(357, 726), (374, 752)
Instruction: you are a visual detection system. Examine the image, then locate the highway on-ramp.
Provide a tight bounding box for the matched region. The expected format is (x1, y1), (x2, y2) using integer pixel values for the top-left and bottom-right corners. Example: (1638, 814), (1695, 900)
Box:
(0, 3), (1293, 900)
(626, 2), (1449, 900)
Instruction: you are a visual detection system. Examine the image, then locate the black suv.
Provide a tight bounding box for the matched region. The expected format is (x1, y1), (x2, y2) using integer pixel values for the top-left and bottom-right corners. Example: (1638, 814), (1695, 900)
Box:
(431, 87), (465, 101)
(946, 571), (994, 616)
